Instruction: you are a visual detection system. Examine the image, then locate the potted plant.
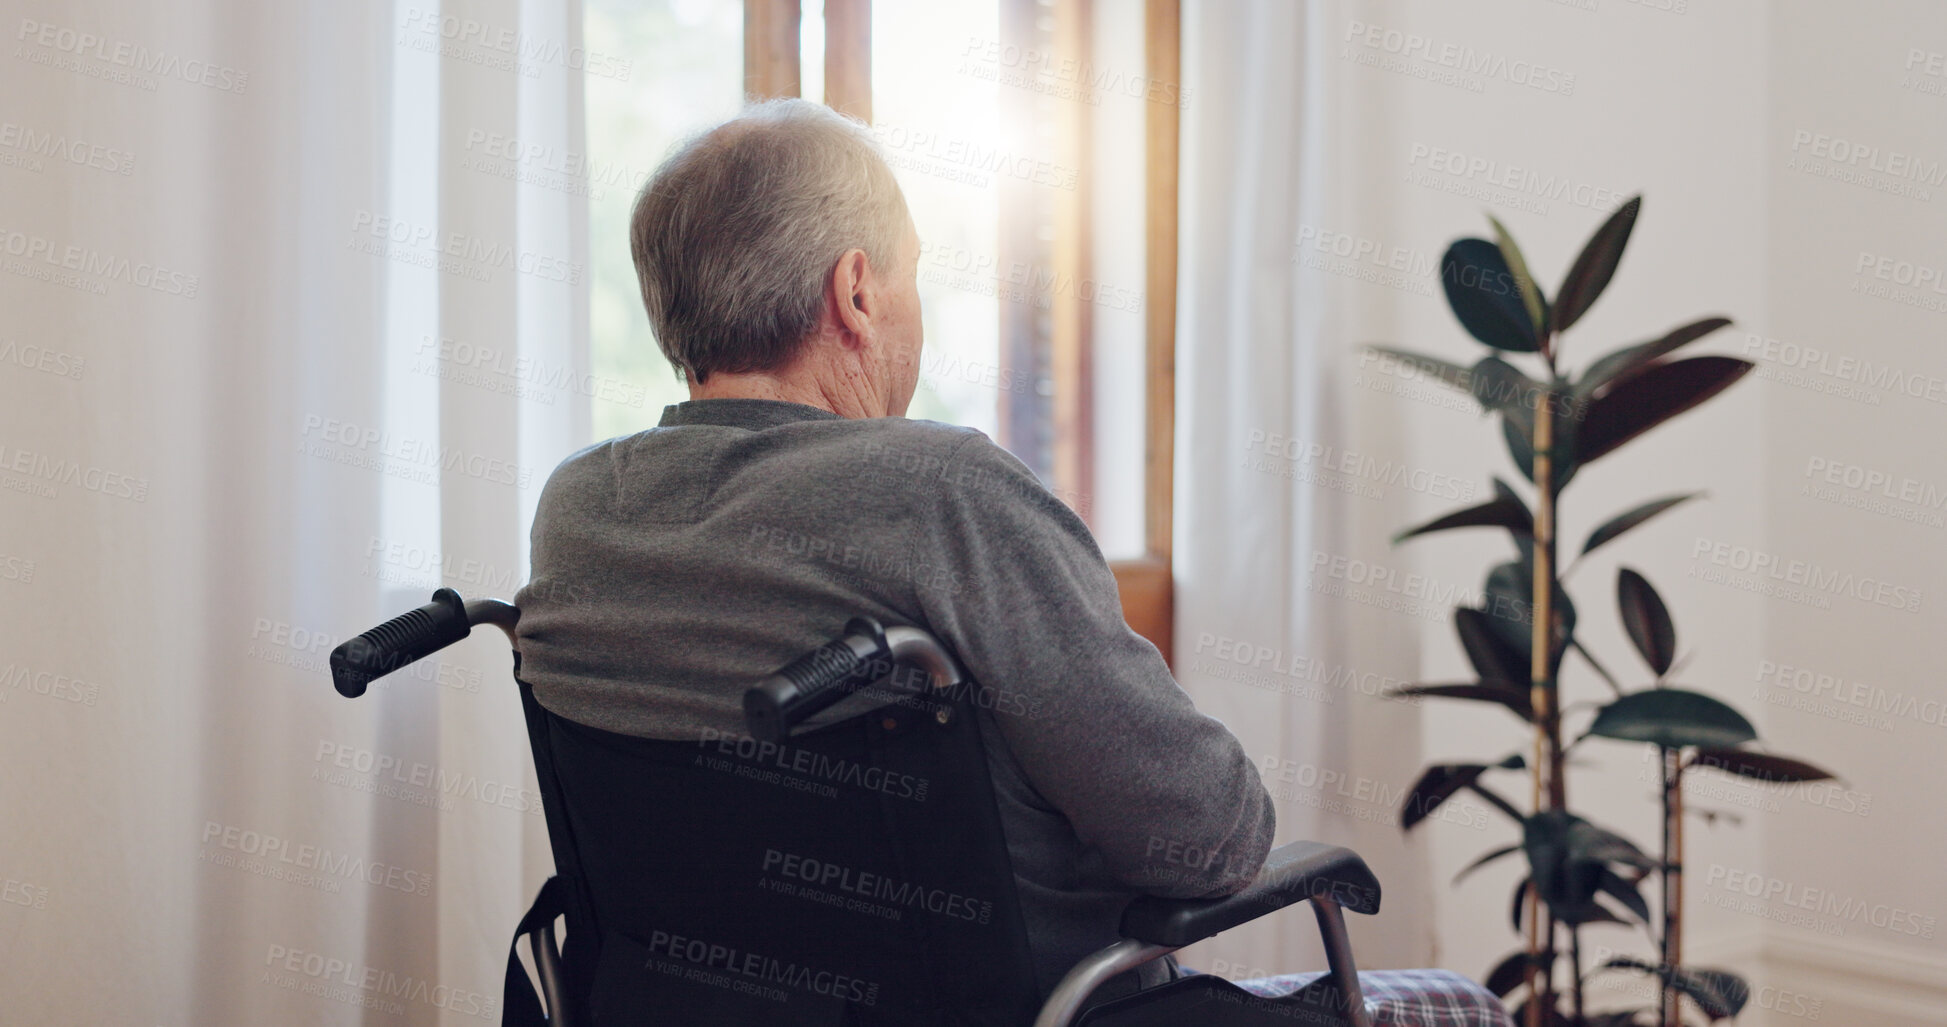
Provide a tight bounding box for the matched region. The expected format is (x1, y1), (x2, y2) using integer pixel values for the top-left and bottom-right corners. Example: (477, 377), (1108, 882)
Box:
(1369, 197), (1840, 1026)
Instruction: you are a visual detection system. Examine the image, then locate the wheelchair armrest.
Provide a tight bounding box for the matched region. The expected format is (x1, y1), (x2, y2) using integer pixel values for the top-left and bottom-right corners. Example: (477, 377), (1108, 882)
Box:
(1118, 840), (1381, 948)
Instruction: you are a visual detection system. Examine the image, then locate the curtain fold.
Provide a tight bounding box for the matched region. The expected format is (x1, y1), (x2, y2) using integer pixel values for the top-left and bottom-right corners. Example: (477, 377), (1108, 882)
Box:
(1173, 0), (1435, 978)
(0, 2), (585, 1022)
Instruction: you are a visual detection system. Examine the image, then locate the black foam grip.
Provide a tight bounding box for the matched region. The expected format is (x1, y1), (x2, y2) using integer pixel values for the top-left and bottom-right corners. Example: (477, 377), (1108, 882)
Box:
(331, 588), (471, 698)
(743, 617), (889, 742)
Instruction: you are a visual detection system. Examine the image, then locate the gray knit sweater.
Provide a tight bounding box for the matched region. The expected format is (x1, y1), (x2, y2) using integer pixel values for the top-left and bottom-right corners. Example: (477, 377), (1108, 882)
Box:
(513, 398), (1275, 1002)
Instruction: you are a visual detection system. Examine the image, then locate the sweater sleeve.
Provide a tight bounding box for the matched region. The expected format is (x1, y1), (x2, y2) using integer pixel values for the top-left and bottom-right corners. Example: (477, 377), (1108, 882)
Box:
(908, 431), (1274, 898)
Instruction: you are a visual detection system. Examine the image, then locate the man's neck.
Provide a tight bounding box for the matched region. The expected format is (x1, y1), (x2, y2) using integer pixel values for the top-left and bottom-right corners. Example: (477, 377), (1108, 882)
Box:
(687, 362), (888, 420)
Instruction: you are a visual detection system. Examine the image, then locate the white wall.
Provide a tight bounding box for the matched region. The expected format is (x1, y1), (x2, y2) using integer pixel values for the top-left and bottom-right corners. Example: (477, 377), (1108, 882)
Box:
(1283, 0), (1946, 1022)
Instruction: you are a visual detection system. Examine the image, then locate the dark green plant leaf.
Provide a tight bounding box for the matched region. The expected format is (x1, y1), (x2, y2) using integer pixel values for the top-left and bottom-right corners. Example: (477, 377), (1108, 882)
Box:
(1393, 492), (1533, 544)
(1500, 385), (1582, 491)
(1388, 682), (1533, 720)
(1582, 493), (1702, 556)
(1572, 821), (1657, 873)
(1363, 346), (1481, 400)
(1472, 355), (1543, 415)
(1600, 959), (1749, 1021)
(1598, 866), (1652, 923)
(1618, 567), (1677, 676)
(1552, 195), (1641, 333)
(1483, 559), (1577, 678)
(1577, 356), (1754, 464)
(1455, 606), (1528, 686)
(1523, 811), (1601, 914)
(1454, 843), (1523, 885)
(1489, 214), (1548, 338)
(1683, 967), (1751, 1020)
(1575, 316), (1733, 401)
(1484, 949), (1555, 998)
(1442, 238), (1541, 351)
(1586, 688), (1758, 750)
(1510, 875), (1533, 932)
(1687, 748), (1837, 784)
(1400, 763), (1492, 831)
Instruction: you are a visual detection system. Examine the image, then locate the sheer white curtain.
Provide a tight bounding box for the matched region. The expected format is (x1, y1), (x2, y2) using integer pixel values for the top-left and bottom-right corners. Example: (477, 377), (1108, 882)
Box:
(0, 1), (585, 1022)
(1172, 0), (1437, 978)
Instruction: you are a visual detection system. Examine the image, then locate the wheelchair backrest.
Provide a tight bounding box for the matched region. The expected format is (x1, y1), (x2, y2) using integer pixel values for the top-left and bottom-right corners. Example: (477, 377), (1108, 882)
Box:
(517, 676), (1042, 1026)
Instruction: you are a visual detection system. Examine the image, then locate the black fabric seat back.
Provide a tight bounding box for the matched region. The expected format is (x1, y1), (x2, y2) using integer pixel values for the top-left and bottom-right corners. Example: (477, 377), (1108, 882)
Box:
(519, 680), (1040, 1026)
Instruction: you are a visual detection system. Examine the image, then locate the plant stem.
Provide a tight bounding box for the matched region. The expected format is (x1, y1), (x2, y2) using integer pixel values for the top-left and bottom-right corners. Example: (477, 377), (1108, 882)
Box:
(1660, 747), (1684, 1027)
(1571, 638), (1625, 697)
(1571, 925), (1585, 1023)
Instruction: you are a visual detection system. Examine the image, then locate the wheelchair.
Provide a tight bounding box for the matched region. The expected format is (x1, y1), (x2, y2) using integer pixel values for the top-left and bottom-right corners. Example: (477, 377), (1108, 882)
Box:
(329, 588), (1393, 1027)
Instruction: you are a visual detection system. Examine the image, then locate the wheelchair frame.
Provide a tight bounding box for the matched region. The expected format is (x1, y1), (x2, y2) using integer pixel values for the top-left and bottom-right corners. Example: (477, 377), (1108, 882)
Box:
(329, 589), (1379, 1027)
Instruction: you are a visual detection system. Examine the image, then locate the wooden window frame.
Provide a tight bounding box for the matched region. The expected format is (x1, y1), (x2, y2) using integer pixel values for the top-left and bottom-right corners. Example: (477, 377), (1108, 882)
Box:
(743, 0), (1180, 664)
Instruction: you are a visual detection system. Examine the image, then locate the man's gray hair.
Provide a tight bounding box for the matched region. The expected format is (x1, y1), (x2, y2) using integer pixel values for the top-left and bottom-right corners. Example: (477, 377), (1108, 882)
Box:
(629, 98), (912, 383)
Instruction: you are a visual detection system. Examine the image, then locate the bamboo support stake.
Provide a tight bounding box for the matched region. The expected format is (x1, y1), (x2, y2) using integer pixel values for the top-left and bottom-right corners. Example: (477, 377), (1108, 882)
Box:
(1524, 389), (1557, 1027)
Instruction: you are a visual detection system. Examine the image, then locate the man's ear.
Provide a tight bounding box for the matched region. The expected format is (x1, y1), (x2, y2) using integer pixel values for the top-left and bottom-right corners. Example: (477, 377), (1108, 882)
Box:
(829, 248), (873, 345)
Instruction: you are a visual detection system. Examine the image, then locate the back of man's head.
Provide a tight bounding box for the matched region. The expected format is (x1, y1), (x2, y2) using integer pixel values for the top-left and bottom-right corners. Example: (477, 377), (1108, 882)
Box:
(630, 98), (911, 384)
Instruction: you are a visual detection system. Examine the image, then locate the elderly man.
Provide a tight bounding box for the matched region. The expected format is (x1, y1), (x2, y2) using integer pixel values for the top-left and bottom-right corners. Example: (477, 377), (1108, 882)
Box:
(513, 98), (1273, 1008)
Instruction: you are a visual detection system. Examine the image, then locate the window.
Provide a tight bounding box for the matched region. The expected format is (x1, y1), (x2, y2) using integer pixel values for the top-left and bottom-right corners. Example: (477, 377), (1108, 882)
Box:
(583, 0), (1181, 659)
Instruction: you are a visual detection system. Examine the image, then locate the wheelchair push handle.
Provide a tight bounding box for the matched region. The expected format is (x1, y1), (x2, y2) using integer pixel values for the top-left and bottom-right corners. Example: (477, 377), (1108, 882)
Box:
(330, 587), (484, 698)
(743, 616), (892, 743)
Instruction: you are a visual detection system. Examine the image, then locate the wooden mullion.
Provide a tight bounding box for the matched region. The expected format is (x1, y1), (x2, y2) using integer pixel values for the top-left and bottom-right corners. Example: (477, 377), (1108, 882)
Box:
(1051, 0), (1095, 526)
(823, 0), (871, 121)
(744, 0), (802, 101)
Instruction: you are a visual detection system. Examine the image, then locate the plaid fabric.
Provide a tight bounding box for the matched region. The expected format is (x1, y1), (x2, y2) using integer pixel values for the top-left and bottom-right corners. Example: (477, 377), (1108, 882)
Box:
(1179, 967), (1515, 1027)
